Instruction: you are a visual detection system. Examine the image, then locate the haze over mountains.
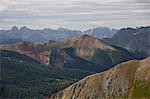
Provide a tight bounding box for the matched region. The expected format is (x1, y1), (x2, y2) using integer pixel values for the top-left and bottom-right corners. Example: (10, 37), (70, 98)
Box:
(0, 25), (150, 98)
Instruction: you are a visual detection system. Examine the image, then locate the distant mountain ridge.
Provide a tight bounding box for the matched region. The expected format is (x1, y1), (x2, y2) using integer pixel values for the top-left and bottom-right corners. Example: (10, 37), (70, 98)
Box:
(0, 26), (81, 43)
(104, 26), (150, 55)
(0, 26), (117, 43)
(83, 27), (117, 38)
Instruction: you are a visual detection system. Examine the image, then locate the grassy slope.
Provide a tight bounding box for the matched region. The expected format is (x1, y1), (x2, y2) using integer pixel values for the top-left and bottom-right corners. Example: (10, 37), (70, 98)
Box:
(49, 58), (150, 99)
(131, 80), (150, 98)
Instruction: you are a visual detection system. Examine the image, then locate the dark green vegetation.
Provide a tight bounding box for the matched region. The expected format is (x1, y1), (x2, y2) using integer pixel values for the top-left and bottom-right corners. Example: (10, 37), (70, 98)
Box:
(91, 48), (136, 71)
(0, 50), (93, 98)
(49, 47), (101, 72)
(63, 46), (146, 72)
(62, 48), (103, 72)
(60, 47), (141, 72)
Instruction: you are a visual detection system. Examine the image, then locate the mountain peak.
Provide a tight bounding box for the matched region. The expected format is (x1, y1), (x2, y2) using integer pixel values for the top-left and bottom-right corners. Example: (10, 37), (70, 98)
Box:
(64, 35), (115, 50)
(78, 34), (112, 47)
(57, 27), (70, 31)
(11, 26), (19, 31)
(120, 27), (137, 32)
(62, 35), (115, 61)
(20, 26), (29, 31)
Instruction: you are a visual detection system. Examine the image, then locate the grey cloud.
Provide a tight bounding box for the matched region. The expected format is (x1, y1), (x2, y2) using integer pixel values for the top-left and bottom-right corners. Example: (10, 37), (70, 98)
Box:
(0, 0), (150, 30)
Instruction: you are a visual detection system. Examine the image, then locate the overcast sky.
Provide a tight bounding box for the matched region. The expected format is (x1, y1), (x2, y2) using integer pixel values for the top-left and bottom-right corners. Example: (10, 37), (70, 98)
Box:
(0, 0), (150, 30)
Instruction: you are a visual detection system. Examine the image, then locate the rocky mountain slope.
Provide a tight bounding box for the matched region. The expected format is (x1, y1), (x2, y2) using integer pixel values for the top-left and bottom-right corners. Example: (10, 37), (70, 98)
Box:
(104, 26), (150, 55)
(62, 35), (115, 60)
(49, 57), (150, 99)
(61, 35), (145, 70)
(0, 40), (101, 72)
(0, 40), (59, 64)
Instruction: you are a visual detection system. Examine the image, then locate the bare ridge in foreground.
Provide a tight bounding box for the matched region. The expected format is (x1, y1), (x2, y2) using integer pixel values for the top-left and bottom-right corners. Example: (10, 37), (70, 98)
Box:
(49, 57), (150, 99)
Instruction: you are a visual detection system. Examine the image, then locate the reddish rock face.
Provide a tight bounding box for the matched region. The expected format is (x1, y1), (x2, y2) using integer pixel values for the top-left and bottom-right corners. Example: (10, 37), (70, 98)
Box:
(17, 41), (43, 63)
(0, 40), (59, 65)
(62, 35), (115, 60)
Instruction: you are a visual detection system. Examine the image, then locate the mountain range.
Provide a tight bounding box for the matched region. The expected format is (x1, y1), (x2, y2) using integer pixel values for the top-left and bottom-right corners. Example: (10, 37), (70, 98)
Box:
(0, 26), (149, 99)
(0, 26), (81, 43)
(0, 26), (117, 43)
(0, 26), (149, 56)
(0, 35), (145, 72)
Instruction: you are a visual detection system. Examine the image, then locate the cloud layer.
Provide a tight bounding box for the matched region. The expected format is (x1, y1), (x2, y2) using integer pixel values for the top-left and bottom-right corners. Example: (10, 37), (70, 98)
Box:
(0, 0), (150, 30)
